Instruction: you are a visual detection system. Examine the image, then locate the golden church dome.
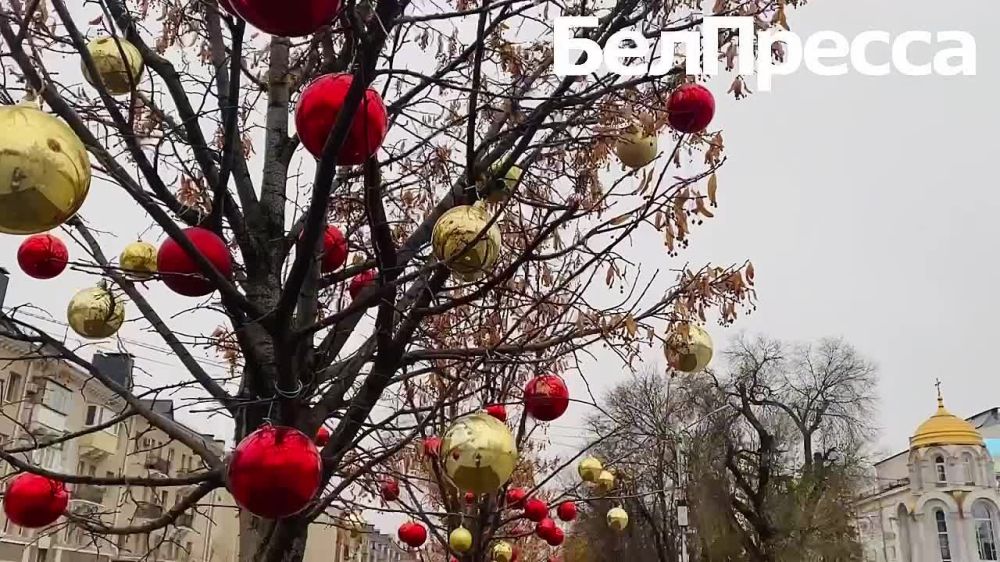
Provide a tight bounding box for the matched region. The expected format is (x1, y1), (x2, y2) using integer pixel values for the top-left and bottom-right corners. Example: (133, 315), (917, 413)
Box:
(910, 394), (984, 450)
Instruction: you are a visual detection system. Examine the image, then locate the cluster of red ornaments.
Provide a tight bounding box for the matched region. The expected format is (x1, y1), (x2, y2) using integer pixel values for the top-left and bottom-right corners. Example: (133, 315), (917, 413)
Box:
(501, 488), (576, 547)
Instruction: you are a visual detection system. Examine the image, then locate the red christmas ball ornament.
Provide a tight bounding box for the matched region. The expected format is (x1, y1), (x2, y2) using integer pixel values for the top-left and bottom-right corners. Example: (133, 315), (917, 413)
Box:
(17, 234), (68, 279)
(464, 491), (477, 504)
(217, 0), (236, 14)
(296, 73), (389, 165)
(380, 478), (400, 502)
(398, 521), (427, 547)
(321, 226), (348, 273)
(228, 0), (339, 37)
(422, 436), (442, 458)
(315, 426), (331, 447)
(523, 498), (548, 522)
(227, 425), (322, 519)
(3, 473), (68, 528)
(505, 487), (527, 509)
(545, 527), (565, 547)
(157, 227), (233, 297)
(485, 404), (507, 422)
(666, 83), (716, 134)
(523, 375), (570, 422)
(536, 517), (557, 541)
(348, 269), (377, 300)
(556, 501), (577, 521)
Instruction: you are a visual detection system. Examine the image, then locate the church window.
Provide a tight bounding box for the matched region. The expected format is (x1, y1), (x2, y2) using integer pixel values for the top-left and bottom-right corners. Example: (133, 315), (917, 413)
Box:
(974, 501), (998, 560)
(963, 453), (976, 484)
(936, 509), (953, 562)
(936, 456), (947, 483)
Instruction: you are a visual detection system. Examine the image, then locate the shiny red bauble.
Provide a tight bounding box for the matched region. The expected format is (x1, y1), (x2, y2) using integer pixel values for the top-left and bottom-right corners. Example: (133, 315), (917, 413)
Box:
(485, 404), (507, 422)
(666, 83), (716, 134)
(349, 269), (377, 299)
(17, 234), (68, 279)
(545, 527), (565, 546)
(380, 478), (400, 501)
(217, 0), (236, 14)
(523, 375), (570, 422)
(422, 436), (442, 458)
(3, 473), (69, 528)
(227, 425), (322, 519)
(315, 426), (331, 446)
(398, 521), (427, 547)
(321, 226), (348, 273)
(505, 487), (527, 509)
(556, 501), (577, 522)
(296, 73), (389, 165)
(523, 498), (548, 522)
(228, 0), (339, 37)
(464, 491), (477, 504)
(157, 227), (233, 297)
(536, 517), (557, 540)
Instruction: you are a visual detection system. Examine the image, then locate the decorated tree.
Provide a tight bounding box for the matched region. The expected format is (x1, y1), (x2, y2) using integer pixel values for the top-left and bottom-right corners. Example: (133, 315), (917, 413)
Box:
(0, 0), (790, 558)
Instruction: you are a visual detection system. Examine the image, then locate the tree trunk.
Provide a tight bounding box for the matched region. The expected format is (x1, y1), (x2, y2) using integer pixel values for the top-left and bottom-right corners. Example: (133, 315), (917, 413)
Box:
(238, 511), (309, 562)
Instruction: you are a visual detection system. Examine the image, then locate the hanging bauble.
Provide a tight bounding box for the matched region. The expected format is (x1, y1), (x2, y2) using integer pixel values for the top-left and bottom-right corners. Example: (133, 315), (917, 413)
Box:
(556, 501), (577, 522)
(229, 0), (340, 36)
(119, 240), (157, 280)
(67, 285), (125, 339)
(441, 412), (518, 494)
(492, 542), (514, 562)
(157, 227), (233, 297)
(523, 375), (569, 422)
(667, 83), (716, 134)
(464, 491), (477, 504)
(380, 478), (400, 502)
(398, 522), (427, 548)
(422, 436), (442, 458)
(3, 473), (69, 528)
(0, 105), (91, 235)
(505, 486), (527, 509)
(431, 203), (502, 281)
(348, 269), (377, 300)
(17, 234), (68, 279)
(578, 457), (603, 482)
(321, 226), (348, 273)
(449, 526), (473, 553)
(523, 498), (548, 522)
(607, 507), (629, 531)
(545, 527), (565, 546)
(535, 517), (557, 541)
(82, 36), (144, 96)
(664, 323), (713, 373)
(596, 470), (615, 493)
(485, 404), (507, 422)
(227, 425), (322, 519)
(315, 426), (331, 446)
(615, 120), (658, 169)
(479, 161), (523, 203)
(296, 73), (388, 165)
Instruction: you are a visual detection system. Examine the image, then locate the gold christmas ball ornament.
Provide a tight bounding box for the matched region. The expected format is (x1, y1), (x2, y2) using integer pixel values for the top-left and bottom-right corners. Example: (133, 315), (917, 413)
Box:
(491, 541), (514, 562)
(0, 104), (91, 235)
(479, 161), (523, 202)
(431, 203), (502, 281)
(82, 36), (144, 96)
(607, 507), (629, 531)
(615, 121), (658, 169)
(67, 285), (126, 339)
(119, 241), (157, 280)
(441, 412), (518, 494)
(578, 457), (603, 482)
(449, 526), (473, 553)
(665, 323), (714, 373)
(596, 470), (615, 493)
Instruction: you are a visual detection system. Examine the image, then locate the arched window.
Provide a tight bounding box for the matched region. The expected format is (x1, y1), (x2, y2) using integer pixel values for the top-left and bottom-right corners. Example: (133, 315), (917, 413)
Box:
(975, 501), (999, 560)
(936, 455), (948, 483)
(936, 509), (953, 562)
(964, 452), (976, 484)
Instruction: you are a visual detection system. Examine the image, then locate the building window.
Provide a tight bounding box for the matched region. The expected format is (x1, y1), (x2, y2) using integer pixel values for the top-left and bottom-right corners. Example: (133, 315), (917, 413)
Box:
(936, 509), (953, 562)
(936, 456), (947, 483)
(41, 381), (71, 414)
(975, 502), (999, 560)
(964, 453), (976, 484)
(5, 372), (22, 402)
(32, 443), (63, 472)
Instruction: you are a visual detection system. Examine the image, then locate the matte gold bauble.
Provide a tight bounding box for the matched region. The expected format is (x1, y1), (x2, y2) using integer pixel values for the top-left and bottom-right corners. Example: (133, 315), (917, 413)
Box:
(449, 526), (473, 553)
(615, 121), (657, 169)
(431, 203), (502, 281)
(119, 241), (157, 280)
(491, 541), (514, 562)
(596, 470), (615, 493)
(67, 285), (125, 339)
(606, 507), (628, 531)
(479, 161), (523, 203)
(441, 412), (518, 494)
(82, 36), (144, 96)
(578, 457), (603, 482)
(665, 323), (713, 373)
(0, 105), (91, 234)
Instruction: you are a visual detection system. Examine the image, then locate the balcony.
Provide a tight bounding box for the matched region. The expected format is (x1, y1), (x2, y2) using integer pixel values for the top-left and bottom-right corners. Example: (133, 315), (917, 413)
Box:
(176, 512), (194, 529)
(26, 404), (67, 434)
(144, 455), (171, 475)
(79, 430), (118, 459)
(74, 484), (106, 504)
(135, 501), (163, 519)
